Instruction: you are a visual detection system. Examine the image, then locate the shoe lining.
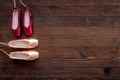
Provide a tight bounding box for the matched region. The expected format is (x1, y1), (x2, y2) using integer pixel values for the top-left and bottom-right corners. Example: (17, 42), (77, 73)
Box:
(12, 9), (19, 30)
(24, 10), (30, 28)
(10, 53), (29, 59)
(10, 41), (29, 48)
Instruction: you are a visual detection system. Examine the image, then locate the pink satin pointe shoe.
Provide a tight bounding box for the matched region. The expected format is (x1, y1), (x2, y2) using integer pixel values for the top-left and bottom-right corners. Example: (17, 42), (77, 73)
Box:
(9, 50), (39, 61)
(8, 38), (38, 49)
(23, 7), (33, 36)
(10, 8), (21, 37)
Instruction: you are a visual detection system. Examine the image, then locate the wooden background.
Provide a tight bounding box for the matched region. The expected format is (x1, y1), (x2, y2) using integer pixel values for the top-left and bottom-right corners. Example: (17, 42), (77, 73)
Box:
(0, 0), (120, 80)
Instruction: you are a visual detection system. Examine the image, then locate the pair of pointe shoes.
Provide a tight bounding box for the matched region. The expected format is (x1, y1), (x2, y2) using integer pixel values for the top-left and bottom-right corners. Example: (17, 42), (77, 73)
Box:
(7, 39), (39, 61)
(11, 0), (32, 37)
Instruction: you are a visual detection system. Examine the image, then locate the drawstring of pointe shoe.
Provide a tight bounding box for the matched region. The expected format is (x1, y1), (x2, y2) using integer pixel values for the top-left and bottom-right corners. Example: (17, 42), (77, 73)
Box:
(0, 49), (9, 56)
(13, 0), (17, 8)
(0, 42), (9, 56)
(19, 0), (27, 7)
(13, 0), (27, 8)
(0, 42), (8, 46)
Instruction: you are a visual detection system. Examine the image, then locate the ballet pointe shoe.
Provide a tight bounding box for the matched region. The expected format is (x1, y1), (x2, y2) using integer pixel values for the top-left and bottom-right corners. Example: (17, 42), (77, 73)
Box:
(9, 50), (39, 61)
(10, 8), (21, 37)
(19, 0), (33, 36)
(23, 7), (33, 36)
(8, 38), (38, 49)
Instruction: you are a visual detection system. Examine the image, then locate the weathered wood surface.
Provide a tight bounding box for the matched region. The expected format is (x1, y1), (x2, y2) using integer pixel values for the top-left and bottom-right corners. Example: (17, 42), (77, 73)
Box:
(0, 0), (120, 80)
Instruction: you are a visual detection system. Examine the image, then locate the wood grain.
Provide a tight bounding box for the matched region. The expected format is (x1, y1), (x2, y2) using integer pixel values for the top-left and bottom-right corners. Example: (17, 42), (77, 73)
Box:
(0, 0), (120, 6)
(0, 0), (120, 79)
(0, 6), (120, 17)
(0, 16), (120, 27)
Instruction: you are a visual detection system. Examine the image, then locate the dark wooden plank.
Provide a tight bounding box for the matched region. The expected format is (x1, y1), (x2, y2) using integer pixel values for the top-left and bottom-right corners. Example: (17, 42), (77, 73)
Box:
(38, 45), (119, 60)
(35, 26), (119, 46)
(31, 6), (120, 16)
(0, 6), (120, 17)
(0, 0), (119, 7)
(28, 0), (120, 6)
(0, 63), (119, 79)
(0, 16), (120, 27)
(0, 78), (118, 80)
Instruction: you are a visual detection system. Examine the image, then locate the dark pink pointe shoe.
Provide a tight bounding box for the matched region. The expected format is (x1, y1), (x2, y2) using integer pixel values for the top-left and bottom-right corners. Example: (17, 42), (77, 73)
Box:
(23, 7), (33, 36)
(10, 8), (21, 37)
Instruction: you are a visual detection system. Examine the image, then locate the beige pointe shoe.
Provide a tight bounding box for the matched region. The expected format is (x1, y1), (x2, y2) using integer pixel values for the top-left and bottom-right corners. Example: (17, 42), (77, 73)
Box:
(9, 50), (39, 61)
(8, 38), (38, 49)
